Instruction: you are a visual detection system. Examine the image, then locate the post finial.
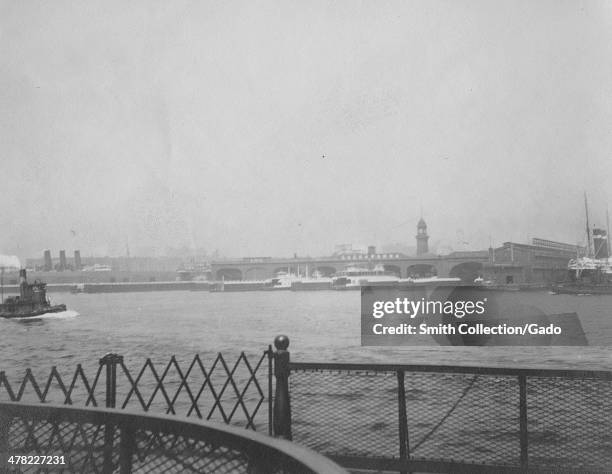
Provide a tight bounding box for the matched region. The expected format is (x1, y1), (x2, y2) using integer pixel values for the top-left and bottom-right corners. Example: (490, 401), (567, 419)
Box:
(274, 335), (290, 351)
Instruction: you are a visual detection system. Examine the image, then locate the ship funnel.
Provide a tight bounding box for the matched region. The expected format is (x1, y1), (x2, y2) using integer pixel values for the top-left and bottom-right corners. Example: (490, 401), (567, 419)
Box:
(593, 228), (609, 259)
(19, 268), (27, 299)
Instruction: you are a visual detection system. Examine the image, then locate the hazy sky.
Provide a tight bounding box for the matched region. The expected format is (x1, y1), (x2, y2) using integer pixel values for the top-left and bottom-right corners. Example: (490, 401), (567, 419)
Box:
(1, 0), (611, 259)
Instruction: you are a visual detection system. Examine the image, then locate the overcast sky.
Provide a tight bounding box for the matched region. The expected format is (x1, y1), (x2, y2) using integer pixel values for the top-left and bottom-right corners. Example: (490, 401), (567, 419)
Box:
(1, 0), (611, 259)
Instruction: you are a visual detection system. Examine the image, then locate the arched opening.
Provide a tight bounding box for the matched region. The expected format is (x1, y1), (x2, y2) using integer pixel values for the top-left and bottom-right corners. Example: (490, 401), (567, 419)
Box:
(216, 268), (243, 281)
(244, 267), (267, 280)
(314, 266), (337, 277)
(406, 264), (437, 278)
(273, 266), (296, 276)
(449, 262), (484, 282)
(383, 264), (402, 277)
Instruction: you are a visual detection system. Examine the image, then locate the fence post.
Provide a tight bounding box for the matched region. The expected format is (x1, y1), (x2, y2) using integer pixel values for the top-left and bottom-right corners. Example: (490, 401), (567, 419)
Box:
(267, 344), (273, 436)
(99, 353), (122, 473)
(518, 375), (528, 470)
(397, 370), (409, 474)
(273, 335), (292, 440)
(99, 353), (123, 409)
(119, 421), (135, 474)
(0, 408), (9, 472)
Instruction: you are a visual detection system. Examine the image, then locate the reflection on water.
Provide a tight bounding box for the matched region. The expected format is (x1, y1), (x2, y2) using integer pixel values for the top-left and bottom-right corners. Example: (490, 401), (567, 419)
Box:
(0, 290), (611, 375)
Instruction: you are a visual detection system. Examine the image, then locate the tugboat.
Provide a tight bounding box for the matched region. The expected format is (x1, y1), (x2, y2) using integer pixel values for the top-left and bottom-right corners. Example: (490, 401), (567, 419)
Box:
(0, 269), (66, 319)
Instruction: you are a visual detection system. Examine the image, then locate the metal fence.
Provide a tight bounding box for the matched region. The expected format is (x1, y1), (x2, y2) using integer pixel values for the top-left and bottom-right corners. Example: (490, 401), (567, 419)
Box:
(0, 350), (272, 432)
(0, 402), (347, 474)
(286, 362), (612, 473)
(2, 337), (611, 473)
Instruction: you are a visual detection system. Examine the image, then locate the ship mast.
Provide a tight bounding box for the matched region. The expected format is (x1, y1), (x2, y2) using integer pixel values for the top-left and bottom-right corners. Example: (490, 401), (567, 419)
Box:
(584, 192), (592, 256)
(607, 206), (611, 257)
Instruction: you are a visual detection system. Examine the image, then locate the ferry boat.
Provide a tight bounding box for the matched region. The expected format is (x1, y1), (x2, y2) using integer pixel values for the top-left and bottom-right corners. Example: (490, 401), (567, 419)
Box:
(264, 271), (302, 290)
(0, 269), (66, 319)
(291, 271), (333, 291)
(398, 276), (463, 286)
(331, 265), (400, 290)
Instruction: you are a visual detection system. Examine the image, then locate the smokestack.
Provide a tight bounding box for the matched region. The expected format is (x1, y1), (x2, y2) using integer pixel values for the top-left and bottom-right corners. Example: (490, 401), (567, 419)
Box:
(19, 268), (27, 299)
(74, 250), (82, 270)
(43, 249), (52, 271)
(59, 250), (67, 271)
(593, 229), (609, 259)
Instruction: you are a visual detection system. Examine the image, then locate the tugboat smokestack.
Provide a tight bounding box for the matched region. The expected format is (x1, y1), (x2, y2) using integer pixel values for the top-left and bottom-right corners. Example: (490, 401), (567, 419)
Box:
(19, 269), (27, 300)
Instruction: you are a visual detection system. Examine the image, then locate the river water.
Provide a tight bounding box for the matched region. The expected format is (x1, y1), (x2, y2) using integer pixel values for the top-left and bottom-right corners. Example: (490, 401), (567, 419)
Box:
(1, 289), (610, 467)
(1, 289), (611, 374)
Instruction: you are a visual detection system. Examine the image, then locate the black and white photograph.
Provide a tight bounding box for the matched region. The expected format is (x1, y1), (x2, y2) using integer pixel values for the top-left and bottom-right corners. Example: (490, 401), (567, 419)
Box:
(0, 1), (610, 472)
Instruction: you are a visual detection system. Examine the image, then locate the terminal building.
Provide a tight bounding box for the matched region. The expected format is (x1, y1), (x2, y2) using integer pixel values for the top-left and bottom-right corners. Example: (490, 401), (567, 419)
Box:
(482, 238), (585, 285)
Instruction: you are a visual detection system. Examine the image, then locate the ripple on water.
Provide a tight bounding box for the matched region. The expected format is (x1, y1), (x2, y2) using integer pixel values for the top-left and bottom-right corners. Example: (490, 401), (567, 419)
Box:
(0, 290), (610, 376)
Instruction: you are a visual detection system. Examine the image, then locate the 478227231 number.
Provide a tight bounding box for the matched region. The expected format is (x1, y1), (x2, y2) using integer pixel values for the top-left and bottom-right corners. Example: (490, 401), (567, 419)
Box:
(7, 455), (66, 465)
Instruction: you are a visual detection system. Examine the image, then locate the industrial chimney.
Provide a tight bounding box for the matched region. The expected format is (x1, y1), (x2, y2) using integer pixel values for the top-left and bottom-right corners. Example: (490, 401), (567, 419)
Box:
(43, 250), (52, 272)
(74, 250), (82, 270)
(59, 250), (67, 271)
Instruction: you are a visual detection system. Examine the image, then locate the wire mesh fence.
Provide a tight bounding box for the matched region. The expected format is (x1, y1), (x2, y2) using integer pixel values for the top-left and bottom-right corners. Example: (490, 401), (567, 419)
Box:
(291, 369), (399, 458)
(0, 402), (348, 474)
(526, 376), (612, 469)
(289, 364), (612, 472)
(3, 342), (611, 472)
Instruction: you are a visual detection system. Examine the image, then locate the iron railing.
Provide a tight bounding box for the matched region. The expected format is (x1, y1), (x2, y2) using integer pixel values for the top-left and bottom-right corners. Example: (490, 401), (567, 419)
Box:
(0, 401), (348, 473)
(266, 337), (612, 473)
(0, 350), (272, 432)
(3, 337), (611, 473)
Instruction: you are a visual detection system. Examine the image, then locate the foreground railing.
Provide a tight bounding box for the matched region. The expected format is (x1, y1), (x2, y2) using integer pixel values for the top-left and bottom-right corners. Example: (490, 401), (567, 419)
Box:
(270, 337), (612, 473)
(0, 350), (271, 431)
(3, 337), (611, 472)
(0, 402), (347, 474)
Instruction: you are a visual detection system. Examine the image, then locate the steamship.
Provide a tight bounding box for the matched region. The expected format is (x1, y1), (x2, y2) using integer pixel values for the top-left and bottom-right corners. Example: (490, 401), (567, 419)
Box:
(0, 269), (66, 319)
(552, 196), (612, 295)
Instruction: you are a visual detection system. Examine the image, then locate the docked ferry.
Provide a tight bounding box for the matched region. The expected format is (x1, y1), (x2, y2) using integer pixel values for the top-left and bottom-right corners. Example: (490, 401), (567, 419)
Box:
(264, 271), (302, 290)
(331, 265), (400, 290)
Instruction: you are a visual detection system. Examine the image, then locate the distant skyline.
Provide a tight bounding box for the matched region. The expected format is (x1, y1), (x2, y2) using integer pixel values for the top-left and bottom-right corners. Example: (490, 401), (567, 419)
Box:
(2, 1), (611, 261)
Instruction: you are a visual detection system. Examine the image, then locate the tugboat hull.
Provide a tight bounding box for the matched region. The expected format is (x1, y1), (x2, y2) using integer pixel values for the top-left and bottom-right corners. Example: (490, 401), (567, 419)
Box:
(0, 304), (67, 319)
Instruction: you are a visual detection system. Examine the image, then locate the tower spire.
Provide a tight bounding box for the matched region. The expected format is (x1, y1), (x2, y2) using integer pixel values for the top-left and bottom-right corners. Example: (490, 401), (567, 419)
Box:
(416, 216), (429, 256)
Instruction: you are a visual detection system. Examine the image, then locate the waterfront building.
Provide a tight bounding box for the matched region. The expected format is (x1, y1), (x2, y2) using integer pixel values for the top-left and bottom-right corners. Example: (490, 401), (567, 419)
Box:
(483, 238), (585, 284)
